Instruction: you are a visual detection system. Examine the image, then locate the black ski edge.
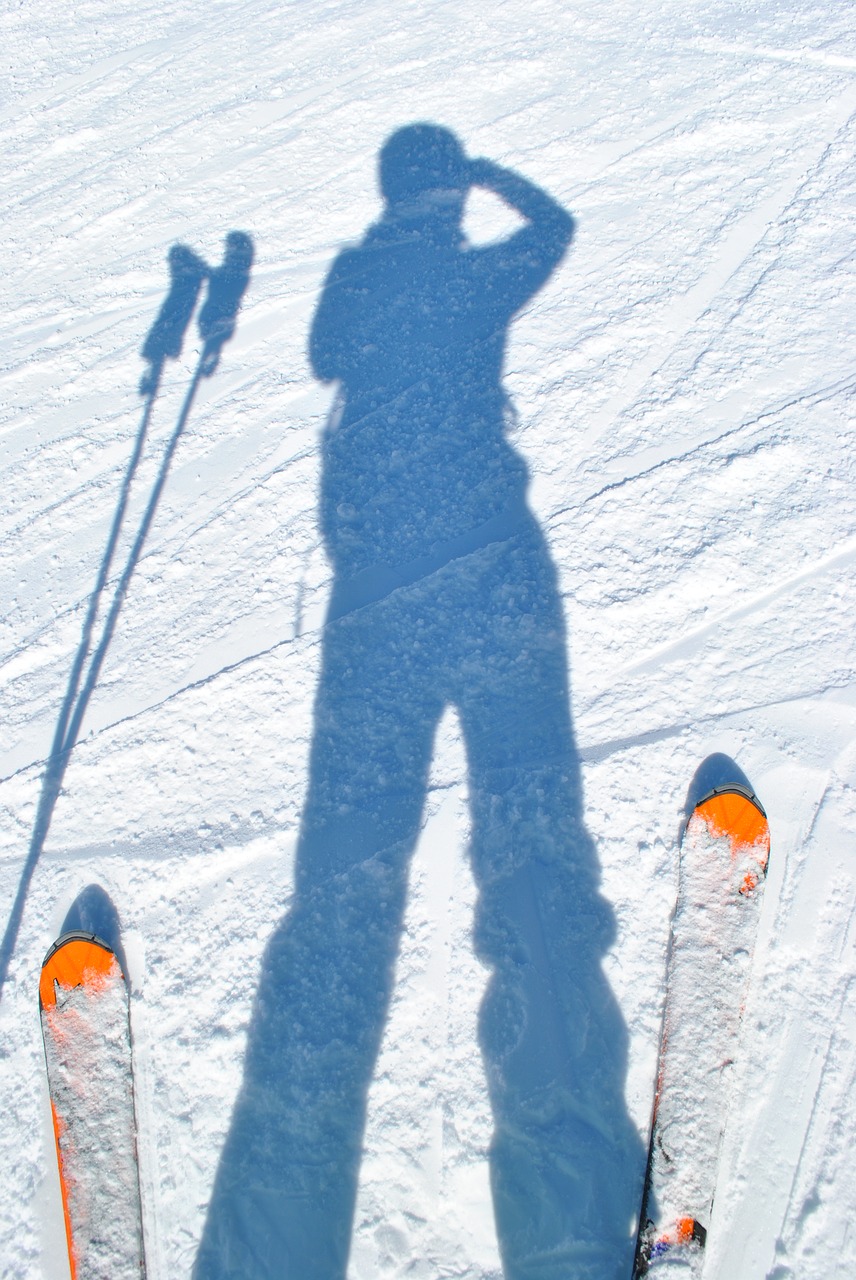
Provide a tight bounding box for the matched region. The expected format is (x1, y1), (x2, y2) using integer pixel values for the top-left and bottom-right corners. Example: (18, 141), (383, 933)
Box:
(632, 1214), (654, 1277)
(41, 930), (116, 971)
(694, 782), (767, 820)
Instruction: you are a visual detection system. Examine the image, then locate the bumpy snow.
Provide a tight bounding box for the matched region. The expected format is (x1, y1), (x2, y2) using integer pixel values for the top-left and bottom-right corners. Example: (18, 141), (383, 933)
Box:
(1, 1), (854, 1278)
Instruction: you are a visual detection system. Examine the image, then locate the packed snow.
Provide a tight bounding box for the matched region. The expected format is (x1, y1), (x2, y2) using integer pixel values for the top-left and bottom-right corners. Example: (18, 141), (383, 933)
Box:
(1, 1), (854, 1277)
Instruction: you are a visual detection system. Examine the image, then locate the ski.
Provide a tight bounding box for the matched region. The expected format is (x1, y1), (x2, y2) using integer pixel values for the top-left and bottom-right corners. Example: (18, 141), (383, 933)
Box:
(40, 931), (146, 1279)
(633, 776), (771, 1276)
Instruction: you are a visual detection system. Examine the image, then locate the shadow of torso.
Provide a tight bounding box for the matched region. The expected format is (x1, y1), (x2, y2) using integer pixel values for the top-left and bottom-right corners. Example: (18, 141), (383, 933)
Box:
(314, 213), (550, 588)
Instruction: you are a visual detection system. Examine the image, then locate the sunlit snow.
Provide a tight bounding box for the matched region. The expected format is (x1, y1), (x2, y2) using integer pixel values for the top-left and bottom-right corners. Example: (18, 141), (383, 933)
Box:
(1, 1), (854, 1277)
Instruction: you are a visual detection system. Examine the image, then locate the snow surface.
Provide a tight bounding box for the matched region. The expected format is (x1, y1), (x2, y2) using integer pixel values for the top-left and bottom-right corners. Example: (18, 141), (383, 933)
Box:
(1, 0), (854, 1277)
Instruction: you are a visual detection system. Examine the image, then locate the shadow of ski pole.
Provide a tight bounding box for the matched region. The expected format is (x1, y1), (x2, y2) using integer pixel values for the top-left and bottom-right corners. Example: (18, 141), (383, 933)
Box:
(63, 364), (203, 751)
(0, 367), (202, 1000)
(0, 232), (253, 1002)
(51, 380), (161, 763)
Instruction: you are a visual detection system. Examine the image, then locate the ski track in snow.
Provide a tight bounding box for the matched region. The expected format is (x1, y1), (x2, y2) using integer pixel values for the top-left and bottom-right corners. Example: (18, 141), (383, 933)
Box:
(1, 1), (854, 1277)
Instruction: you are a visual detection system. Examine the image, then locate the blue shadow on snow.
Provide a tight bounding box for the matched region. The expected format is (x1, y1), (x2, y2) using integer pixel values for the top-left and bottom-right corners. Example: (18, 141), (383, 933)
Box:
(194, 126), (642, 1280)
(60, 883), (128, 977)
(0, 234), (252, 1000)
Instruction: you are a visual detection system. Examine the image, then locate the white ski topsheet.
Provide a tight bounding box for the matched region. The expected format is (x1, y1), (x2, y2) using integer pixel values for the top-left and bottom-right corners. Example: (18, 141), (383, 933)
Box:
(642, 807), (768, 1274)
(41, 959), (145, 1280)
(1, 1), (855, 1277)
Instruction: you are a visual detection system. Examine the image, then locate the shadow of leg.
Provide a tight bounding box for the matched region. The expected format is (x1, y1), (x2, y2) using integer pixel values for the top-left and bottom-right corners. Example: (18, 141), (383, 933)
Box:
(476, 843), (639, 1280)
(455, 523), (641, 1280)
(194, 606), (439, 1279)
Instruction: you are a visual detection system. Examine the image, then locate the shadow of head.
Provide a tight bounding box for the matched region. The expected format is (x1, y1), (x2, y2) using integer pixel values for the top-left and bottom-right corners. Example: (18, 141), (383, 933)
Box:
(379, 123), (468, 234)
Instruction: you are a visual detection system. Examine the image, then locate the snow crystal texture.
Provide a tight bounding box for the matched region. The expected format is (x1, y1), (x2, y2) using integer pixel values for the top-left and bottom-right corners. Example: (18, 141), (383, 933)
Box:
(1, 0), (855, 1277)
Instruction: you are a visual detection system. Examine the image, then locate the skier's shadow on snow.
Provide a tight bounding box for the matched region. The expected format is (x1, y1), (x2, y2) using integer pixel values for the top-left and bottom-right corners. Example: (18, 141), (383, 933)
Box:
(195, 126), (642, 1280)
(0, 234), (252, 1000)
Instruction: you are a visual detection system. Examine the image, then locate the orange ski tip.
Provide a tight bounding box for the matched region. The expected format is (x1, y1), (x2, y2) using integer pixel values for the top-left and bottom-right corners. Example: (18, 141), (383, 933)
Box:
(694, 787), (770, 873)
(39, 934), (121, 1011)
